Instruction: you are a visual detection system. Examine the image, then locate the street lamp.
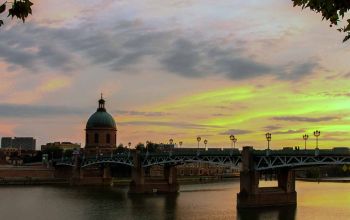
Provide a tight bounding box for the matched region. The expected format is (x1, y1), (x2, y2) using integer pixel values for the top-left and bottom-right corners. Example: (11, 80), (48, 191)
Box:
(229, 135), (235, 148)
(265, 133), (272, 150)
(303, 134), (309, 150)
(128, 142), (131, 150)
(179, 141), (183, 148)
(204, 139), (208, 149)
(233, 137), (237, 149)
(169, 138), (174, 145)
(313, 130), (320, 149)
(197, 136), (201, 149)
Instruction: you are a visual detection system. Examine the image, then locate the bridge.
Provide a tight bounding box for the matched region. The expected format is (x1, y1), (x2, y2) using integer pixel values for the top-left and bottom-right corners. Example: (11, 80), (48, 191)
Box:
(54, 147), (350, 208)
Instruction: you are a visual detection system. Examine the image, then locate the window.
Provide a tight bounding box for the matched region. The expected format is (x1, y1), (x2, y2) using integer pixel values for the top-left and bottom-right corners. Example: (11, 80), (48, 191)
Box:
(86, 133), (89, 144)
(94, 133), (99, 143)
(106, 134), (111, 144)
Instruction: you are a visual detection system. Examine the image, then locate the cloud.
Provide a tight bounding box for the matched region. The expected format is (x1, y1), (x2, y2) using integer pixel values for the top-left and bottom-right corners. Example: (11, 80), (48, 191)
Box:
(263, 125), (282, 130)
(279, 58), (321, 80)
(219, 129), (252, 135)
(0, 25), (77, 73)
(272, 116), (339, 122)
(114, 110), (168, 117)
(162, 39), (202, 77)
(0, 22), (320, 81)
(119, 121), (221, 129)
(321, 91), (350, 97)
(0, 103), (87, 118)
(0, 103), (173, 120)
(273, 129), (305, 135)
(343, 72), (350, 78)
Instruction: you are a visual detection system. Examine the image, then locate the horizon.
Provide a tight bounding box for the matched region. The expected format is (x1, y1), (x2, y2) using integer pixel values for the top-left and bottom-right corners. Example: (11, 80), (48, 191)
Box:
(1, 0), (350, 149)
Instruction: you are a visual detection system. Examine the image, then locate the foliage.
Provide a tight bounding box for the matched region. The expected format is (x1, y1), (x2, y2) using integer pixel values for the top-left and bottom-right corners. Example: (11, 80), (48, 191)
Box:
(292, 0), (350, 42)
(42, 146), (63, 159)
(64, 149), (73, 158)
(135, 143), (146, 152)
(0, 0), (33, 27)
(116, 144), (128, 153)
(23, 152), (42, 163)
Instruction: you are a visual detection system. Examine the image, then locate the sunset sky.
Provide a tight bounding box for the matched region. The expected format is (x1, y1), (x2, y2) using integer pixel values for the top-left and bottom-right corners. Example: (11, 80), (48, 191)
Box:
(1, 0), (350, 149)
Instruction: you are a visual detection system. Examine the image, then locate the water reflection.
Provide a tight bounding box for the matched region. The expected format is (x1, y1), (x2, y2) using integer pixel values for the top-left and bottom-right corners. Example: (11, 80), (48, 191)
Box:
(128, 193), (179, 219)
(237, 206), (296, 220)
(0, 182), (349, 220)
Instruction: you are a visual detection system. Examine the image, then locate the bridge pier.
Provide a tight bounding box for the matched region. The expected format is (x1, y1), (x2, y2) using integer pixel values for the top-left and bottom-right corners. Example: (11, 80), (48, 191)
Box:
(129, 151), (179, 194)
(237, 147), (296, 209)
(68, 152), (113, 185)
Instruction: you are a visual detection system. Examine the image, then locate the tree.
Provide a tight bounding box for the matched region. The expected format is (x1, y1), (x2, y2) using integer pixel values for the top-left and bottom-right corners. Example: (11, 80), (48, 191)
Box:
(0, 0), (33, 27)
(135, 143), (146, 152)
(42, 146), (63, 160)
(292, 0), (350, 42)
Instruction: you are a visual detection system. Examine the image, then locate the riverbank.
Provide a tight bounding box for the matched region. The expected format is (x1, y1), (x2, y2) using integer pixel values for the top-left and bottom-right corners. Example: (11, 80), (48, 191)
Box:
(0, 165), (69, 185)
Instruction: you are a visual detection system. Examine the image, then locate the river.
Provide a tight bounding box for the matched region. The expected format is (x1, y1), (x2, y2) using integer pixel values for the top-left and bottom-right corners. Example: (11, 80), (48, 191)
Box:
(0, 180), (349, 220)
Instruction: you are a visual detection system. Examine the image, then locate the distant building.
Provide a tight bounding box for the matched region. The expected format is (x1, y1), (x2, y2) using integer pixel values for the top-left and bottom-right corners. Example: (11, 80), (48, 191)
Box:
(41, 142), (81, 152)
(1, 137), (36, 150)
(1, 137), (12, 148)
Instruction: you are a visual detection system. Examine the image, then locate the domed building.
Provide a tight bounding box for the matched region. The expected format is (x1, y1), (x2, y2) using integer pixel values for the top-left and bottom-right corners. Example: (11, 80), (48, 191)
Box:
(85, 95), (117, 156)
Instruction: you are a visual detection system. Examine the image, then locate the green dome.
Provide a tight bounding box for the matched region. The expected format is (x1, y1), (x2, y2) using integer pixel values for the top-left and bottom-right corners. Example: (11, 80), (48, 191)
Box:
(86, 111), (116, 129)
(86, 96), (116, 129)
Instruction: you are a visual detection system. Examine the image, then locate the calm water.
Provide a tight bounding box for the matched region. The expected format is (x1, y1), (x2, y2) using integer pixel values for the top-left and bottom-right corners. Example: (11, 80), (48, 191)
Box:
(0, 181), (349, 220)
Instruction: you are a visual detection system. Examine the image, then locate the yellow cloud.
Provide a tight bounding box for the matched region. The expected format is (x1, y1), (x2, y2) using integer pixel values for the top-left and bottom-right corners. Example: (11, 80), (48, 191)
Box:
(38, 77), (71, 93)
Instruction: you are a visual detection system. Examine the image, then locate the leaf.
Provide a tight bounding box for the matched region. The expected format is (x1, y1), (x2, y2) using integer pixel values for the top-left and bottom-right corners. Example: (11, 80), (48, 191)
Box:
(0, 3), (5, 14)
(343, 34), (350, 42)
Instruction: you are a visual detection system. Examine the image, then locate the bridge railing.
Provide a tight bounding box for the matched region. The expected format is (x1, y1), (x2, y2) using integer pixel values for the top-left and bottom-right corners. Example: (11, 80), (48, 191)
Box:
(141, 148), (241, 157)
(253, 148), (350, 156)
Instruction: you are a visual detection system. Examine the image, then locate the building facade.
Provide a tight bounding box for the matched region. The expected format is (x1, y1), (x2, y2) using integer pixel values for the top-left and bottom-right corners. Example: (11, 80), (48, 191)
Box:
(1, 137), (36, 150)
(84, 95), (117, 156)
(41, 142), (81, 152)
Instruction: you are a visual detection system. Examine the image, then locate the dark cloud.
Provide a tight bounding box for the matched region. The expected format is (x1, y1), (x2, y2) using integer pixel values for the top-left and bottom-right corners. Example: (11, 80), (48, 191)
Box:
(343, 72), (350, 78)
(0, 103), (168, 119)
(290, 62), (318, 79)
(0, 25), (76, 72)
(114, 110), (168, 117)
(263, 125), (282, 130)
(119, 121), (221, 129)
(272, 116), (339, 122)
(0, 103), (87, 118)
(219, 129), (252, 135)
(276, 60), (319, 80)
(0, 22), (320, 81)
(162, 39), (202, 77)
(216, 58), (272, 80)
(273, 129), (305, 135)
(321, 91), (350, 97)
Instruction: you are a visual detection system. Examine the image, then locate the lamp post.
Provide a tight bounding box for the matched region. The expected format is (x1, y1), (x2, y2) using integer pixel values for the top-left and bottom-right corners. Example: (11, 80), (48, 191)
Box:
(169, 138), (174, 145)
(179, 141), (183, 148)
(303, 134), (309, 150)
(229, 135), (235, 148)
(204, 139), (208, 149)
(233, 137), (237, 149)
(313, 130), (320, 149)
(128, 142), (131, 151)
(197, 136), (201, 149)
(265, 133), (272, 150)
